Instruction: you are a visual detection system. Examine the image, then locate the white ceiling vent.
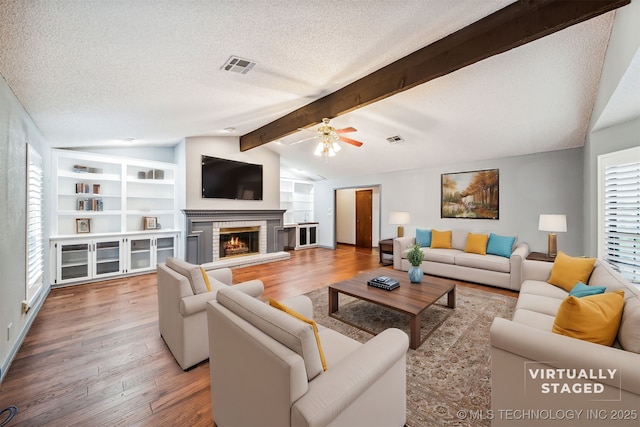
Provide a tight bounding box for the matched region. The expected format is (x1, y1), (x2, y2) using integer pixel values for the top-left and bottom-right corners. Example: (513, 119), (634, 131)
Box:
(386, 135), (404, 144)
(220, 56), (256, 74)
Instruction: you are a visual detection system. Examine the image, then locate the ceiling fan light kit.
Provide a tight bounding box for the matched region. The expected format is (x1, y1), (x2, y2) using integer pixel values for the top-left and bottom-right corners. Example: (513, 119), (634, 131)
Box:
(292, 117), (364, 161)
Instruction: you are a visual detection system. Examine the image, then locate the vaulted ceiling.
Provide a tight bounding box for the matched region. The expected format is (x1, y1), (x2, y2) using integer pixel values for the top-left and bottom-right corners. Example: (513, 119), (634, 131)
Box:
(0, 0), (636, 181)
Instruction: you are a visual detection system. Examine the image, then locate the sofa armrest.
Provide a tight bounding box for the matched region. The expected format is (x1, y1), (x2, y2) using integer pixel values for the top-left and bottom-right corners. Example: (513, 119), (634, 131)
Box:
(233, 279), (264, 299)
(206, 267), (233, 285)
(523, 258), (553, 281)
(292, 328), (409, 427)
(393, 236), (415, 270)
(180, 291), (217, 316)
(490, 317), (640, 395)
(508, 243), (529, 290)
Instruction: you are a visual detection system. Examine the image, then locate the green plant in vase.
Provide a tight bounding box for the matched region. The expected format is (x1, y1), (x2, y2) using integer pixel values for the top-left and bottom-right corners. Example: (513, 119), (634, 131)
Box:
(406, 244), (424, 283)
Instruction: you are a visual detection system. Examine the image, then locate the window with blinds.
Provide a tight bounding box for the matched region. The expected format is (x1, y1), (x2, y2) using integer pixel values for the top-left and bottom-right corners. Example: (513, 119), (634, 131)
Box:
(599, 147), (640, 285)
(26, 144), (44, 308)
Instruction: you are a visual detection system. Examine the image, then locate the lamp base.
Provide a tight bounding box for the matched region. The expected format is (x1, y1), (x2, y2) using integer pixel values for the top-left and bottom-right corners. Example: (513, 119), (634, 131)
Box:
(547, 233), (558, 258)
(397, 226), (404, 238)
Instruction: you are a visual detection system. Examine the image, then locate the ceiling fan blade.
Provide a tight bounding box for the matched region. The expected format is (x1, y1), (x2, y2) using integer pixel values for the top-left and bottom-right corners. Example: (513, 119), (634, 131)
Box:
(339, 136), (364, 147)
(335, 127), (357, 134)
(288, 135), (319, 145)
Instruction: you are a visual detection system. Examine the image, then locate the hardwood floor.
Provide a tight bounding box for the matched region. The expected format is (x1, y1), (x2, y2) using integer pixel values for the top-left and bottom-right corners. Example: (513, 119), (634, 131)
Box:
(0, 245), (516, 426)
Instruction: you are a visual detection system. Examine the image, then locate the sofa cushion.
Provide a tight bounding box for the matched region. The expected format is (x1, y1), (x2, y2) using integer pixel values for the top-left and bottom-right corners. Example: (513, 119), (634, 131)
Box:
(547, 251), (596, 292)
(416, 229), (432, 247)
(552, 290), (625, 346)
(421, 248), (457, 264)
(166, 257), (208, 294)
(216, 287), (324, 381)
(451, 229), (468, 251)
(486, 233), (516, 258)
(515, 293), (564, 317)
(431, 229), (452, 249)
(520, 280), (569, 299)
(513, 309), (556, 332)
(569, 282), (606, 298)
(269, 299), (327, 371)
(464, 233), (489, 255)
(454, 252), (510, 273)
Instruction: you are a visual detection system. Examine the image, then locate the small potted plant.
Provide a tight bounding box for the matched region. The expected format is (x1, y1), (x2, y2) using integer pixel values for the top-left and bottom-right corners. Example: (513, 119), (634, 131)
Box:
(406, 244), (424, 283)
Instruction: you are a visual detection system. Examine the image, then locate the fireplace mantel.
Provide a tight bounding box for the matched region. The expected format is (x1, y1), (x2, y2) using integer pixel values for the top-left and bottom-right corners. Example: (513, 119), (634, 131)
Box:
(183, 209), (286, 264)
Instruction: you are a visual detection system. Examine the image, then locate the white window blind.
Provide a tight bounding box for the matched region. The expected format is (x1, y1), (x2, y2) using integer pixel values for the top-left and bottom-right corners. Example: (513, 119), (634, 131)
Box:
(600, 148), (640, 285)
(26, 144), (44, 307)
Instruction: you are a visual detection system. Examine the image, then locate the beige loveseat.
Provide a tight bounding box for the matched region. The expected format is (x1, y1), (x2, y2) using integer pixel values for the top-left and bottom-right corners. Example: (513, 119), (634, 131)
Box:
(206, 287), (409, 427)
(490, 259), (640, 426)
(393, 229), (529, 291)
(156, 257), (264, 370)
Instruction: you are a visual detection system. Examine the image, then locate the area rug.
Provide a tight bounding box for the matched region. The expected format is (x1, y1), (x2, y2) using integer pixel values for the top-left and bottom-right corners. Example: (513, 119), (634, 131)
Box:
(304, 284), (517, 427)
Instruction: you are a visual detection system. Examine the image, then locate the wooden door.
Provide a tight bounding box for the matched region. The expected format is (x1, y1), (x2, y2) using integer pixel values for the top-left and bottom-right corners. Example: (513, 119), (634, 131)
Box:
(355, 190), (372, 248)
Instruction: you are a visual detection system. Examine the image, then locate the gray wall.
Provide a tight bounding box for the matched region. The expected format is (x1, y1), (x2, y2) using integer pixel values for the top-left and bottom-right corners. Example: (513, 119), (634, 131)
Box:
(315, 148), (585, 256)
(0, 76), (52, 380)
(583, 0), (640, 256)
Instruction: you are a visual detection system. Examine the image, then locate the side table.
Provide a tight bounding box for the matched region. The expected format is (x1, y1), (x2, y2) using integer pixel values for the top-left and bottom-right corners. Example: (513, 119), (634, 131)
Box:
(379, 238), (394, 265)
(526, 251), (556, 262)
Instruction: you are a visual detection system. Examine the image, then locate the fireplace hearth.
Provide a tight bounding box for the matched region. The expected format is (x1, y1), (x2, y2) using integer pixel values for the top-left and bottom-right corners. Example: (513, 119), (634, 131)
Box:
(220, 227), (259, 259)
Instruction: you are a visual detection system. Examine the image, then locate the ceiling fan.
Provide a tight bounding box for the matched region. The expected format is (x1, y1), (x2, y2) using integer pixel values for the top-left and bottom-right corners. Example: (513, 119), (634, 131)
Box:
(289, 118), (363, 160)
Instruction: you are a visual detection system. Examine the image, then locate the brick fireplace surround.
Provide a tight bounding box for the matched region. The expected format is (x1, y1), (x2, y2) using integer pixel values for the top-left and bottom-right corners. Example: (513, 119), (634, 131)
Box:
(183, 209), (290, 269)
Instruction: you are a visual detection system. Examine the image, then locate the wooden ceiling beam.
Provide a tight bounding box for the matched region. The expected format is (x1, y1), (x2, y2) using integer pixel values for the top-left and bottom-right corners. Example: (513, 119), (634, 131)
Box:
(240, 0), (629, 151)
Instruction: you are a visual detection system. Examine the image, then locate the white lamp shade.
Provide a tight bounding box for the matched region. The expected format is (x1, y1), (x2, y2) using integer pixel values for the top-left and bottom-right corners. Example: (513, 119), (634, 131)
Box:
(538, 214), (567, 232)
(389, 211), (410, 225)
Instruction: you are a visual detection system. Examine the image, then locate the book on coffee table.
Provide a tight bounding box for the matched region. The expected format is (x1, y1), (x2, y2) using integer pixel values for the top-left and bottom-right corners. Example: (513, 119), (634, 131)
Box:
(367, 276), (400, 291)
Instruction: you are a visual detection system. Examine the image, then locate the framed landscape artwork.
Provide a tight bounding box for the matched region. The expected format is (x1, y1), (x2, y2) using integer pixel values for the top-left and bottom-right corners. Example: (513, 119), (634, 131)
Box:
(441, 169), (499, 219)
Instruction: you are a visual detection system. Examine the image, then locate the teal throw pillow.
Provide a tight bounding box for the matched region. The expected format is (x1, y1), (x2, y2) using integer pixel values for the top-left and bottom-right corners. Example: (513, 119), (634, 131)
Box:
(416, 229), (432, 247)
(486, 233), (516, 258)
(569, 282), (606, 298)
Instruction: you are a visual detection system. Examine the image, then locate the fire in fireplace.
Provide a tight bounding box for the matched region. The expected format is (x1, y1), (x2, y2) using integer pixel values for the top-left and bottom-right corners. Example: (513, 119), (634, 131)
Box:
(219, 226), (260, 259)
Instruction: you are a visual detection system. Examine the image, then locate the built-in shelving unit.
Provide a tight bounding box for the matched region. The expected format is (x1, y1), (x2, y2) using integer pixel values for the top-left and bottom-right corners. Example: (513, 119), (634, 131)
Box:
(280, 178), (314, 224)
(50, 149), (180, 286)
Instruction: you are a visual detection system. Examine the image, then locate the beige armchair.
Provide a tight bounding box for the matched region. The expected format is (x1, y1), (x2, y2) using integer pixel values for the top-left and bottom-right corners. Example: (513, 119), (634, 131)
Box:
(206, 287), (409, 427)
(157, 257), (263, 370)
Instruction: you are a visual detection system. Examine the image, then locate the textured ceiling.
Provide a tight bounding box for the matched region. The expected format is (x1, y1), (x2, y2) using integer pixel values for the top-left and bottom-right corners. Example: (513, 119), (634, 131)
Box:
(0, 0), (630, 180)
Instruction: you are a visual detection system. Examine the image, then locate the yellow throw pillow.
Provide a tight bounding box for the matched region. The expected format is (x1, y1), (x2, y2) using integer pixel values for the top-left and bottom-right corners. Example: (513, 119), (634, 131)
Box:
(200, 266), (212, 292)
(464, 233), (489, 255)
(430, 229), (452, 249)
(269, 299), (327, 371)
(547, 251), (596, 292)
(552, 290), (625, 346)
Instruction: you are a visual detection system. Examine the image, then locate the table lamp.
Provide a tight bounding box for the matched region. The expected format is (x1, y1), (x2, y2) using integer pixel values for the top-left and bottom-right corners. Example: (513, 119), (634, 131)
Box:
(389, 211), (410, 238)
(538, 214), (567, 257)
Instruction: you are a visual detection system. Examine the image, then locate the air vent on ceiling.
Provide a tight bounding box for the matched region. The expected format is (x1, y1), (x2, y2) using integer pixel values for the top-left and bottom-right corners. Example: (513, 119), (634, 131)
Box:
(386, 135), (404, 144)
(220, 55), (257, 74)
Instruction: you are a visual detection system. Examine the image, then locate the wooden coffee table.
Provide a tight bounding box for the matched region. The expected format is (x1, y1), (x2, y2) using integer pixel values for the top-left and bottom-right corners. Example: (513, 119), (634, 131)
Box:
(328, 268), (456, 350)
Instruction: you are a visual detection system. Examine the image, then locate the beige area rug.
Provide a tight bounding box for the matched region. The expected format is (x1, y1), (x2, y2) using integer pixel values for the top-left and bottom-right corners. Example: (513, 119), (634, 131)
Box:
(304, 283), (517, 427)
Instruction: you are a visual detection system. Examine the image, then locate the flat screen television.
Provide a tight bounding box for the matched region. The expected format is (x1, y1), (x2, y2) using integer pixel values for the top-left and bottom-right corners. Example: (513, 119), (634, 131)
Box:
(201, 155), (263, 200)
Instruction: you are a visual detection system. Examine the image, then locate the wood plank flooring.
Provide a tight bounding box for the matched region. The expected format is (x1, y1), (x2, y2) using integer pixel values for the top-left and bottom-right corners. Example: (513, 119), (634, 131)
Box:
(0, 245), (516, 426)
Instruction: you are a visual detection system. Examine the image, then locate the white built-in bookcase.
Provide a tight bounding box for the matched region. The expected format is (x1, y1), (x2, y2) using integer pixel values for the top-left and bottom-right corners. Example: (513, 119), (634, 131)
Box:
(50, 149), (180, 285)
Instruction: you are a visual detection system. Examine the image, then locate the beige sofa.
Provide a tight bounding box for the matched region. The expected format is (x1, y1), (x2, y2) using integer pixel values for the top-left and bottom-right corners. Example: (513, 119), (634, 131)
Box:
(206, 287), (409, 427)
(490, 259), (640, 426)
(156, 258), (263, 370)
(393, 230), (529, 290)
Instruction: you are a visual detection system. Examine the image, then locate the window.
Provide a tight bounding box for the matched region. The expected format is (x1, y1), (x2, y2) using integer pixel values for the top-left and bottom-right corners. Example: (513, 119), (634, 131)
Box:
(598, 147), (640, 285)
(26, 144), (44, 309)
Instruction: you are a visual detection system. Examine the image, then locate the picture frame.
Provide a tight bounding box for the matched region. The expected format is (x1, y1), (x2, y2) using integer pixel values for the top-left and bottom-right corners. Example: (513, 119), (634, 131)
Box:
(76, 218), (91, 233)
(143, 216), (157, 230)
(441, 169), (499, 219)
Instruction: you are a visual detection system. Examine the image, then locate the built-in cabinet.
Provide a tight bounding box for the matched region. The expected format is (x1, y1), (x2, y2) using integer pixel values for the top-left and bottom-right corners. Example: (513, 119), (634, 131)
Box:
(296, 223), (318, 249)
(50, 150), (180, 286)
